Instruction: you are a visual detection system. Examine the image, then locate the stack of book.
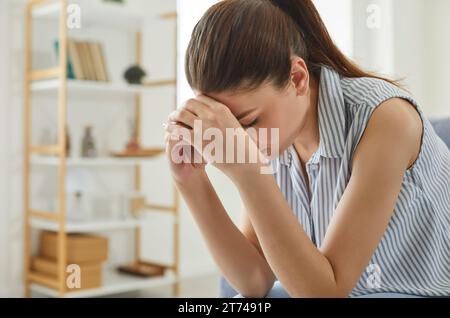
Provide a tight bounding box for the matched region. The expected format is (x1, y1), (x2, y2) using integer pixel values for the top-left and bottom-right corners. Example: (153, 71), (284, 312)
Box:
(55, 39), (110, 82)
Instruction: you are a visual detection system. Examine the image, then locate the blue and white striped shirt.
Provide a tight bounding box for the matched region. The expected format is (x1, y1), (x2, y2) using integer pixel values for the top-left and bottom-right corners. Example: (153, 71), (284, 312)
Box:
(271, 66), (450, 297)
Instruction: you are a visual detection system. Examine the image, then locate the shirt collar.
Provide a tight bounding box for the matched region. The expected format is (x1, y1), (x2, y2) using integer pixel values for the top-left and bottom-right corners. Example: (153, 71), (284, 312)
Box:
(279, 66), (346, 167)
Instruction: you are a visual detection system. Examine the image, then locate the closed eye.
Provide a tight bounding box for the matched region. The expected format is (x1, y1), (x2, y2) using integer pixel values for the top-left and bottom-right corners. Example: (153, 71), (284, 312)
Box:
(241, 118), (258, 129)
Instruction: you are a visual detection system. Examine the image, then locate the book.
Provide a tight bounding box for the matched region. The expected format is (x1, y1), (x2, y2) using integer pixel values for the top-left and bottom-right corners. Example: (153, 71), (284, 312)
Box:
(89, 42), (109, 82)
(68, 39), (85, 80)
(53, 40), (75, 80)
(74, 41), (89, 80)
(79, 41), (96, 81)
(53, 39), (110, 82)
(98, 43), (110, 82)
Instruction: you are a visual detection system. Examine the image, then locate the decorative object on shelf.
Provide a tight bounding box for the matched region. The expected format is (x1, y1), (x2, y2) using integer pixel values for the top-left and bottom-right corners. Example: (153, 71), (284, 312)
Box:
(67, 191), (91, 222)
(111, 117), (165, 158)
(65, 125), (71, 157)
(118, 261), (165, 278)
(111, 148), (165, 158)
(103, 0), (126, 4)
(125, 117), (140, 152)
(123, 65), (146, 84)
(81, 125), (97, 158)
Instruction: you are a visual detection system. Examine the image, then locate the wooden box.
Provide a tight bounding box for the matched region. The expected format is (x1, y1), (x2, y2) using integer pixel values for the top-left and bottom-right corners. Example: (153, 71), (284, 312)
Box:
(39, 231), (109, 264)
(32, 257), (102, 291)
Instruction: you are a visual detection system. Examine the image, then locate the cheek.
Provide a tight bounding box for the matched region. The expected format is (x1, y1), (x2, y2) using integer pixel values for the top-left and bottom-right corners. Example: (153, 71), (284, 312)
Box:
(249, 110), (294, 155)
(270, 104), (302, 142)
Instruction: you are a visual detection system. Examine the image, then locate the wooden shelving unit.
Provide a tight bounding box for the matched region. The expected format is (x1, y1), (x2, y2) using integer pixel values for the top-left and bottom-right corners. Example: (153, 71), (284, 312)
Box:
(23, 0), (180, 298)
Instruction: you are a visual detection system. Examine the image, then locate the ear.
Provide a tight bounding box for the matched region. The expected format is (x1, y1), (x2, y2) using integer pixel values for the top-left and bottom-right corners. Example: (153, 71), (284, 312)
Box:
(290, 57), (309, 96)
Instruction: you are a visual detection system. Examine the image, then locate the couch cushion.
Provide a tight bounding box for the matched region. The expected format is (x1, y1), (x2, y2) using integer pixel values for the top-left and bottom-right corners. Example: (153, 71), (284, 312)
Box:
(219, 276), (238, 298)
(430, 117), (450, 149)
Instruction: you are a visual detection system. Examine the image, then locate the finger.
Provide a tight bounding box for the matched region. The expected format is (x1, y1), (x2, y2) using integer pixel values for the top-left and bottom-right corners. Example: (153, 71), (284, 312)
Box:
(165, 122), (195, 133)
(166, 125), (207, 164)
(166, 124), (194, 145)
(166, 120), (191, 130)
(182, 98), (213, 119)
(166, 124), (187, 140)
(168, 108), (198, 129)
(182, 98), (214, 120)
(195, 94), (226, 111)
(167, 133), (204, 166)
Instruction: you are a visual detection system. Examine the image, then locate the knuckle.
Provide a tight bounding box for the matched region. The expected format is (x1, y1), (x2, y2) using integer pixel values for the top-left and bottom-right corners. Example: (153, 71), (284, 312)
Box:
(185, 98), (197, 107)
(184, 101), (196, 111)
(217, 105), (229, 116)
(178, 108), (188, 117)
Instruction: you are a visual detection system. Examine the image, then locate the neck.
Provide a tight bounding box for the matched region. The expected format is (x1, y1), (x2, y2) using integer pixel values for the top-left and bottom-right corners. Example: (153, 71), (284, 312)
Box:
(293, 74), (320, 159)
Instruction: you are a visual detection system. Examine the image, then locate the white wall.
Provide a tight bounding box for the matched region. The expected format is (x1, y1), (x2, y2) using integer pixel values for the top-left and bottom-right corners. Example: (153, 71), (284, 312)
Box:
(0, 0), (11, 298)
(391, 0), (426, 105)
(352, 0), (450, 117)
(423, 0), (450, 117)
(314, 0), (353, 57)
(352, 0), (394, 75)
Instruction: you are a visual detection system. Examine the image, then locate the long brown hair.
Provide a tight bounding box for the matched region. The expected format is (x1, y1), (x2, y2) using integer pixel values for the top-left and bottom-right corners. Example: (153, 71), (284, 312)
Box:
(185, 0), (398, 94)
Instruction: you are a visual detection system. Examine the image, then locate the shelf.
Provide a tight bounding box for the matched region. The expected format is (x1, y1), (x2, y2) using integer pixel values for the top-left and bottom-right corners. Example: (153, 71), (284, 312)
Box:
(31, 79), (175, 95)
(30, 1), (175, 31)
(31, 154), (165, 167)
(31, 1), (62, 18)
(30, 218), (141, 233)
(30, 212), (177, 233)
(30, 267), (176, 298)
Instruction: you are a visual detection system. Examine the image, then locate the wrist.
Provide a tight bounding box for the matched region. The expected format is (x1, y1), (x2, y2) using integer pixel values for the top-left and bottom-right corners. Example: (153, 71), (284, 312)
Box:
(174, 169), (210, 191)
(226, 161), (270, 186)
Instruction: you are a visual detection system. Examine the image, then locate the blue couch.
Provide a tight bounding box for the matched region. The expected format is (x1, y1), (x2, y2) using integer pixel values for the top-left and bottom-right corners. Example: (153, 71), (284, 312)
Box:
(219, 117), (450, 298)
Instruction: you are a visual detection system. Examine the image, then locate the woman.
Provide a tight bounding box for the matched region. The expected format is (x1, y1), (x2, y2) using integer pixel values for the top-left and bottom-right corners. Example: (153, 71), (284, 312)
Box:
(164, 0), (450, 298)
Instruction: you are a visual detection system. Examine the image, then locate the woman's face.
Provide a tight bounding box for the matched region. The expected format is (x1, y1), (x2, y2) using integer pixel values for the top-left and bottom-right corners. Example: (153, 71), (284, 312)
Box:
(208, 75), (312, 159)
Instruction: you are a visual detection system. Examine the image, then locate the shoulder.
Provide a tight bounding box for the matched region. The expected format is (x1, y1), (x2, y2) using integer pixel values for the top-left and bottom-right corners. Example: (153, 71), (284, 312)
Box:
(351, 97), (423, 170)
(371, 97), (423, 143)
(340, 76), (409, 109)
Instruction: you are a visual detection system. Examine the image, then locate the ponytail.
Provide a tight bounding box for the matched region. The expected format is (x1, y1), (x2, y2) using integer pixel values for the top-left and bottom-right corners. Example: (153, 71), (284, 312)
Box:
(270, 0), (397, 84)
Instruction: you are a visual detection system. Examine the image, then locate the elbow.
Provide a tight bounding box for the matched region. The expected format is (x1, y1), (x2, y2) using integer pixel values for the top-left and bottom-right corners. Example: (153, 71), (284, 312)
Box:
(238, 269), (276, 298)
(289, 282), (352, 298)
(289, 289), (350, 298)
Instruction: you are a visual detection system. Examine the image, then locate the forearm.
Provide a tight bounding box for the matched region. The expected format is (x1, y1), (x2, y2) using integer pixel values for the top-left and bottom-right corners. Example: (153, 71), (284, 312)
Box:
(175, 171), (276, 297)
(231, 168), (342, 298)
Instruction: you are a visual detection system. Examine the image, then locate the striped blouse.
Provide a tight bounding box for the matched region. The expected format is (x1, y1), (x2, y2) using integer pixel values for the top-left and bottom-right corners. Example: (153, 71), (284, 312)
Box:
(271, 66), (450, 297)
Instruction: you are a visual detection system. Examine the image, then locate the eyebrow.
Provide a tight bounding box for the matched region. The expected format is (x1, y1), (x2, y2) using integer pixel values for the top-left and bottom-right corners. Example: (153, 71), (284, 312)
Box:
(236, 108), (256, 121)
